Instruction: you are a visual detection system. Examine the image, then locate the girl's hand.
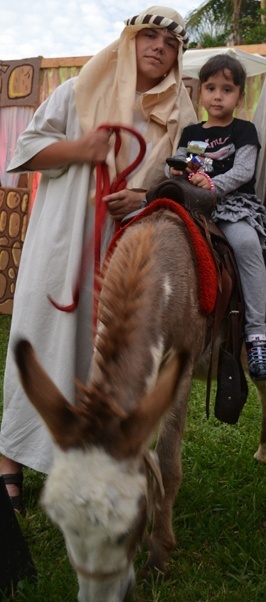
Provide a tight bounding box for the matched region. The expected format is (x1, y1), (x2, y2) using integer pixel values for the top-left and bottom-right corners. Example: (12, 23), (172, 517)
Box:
(169, 166), (192, 177)
(169, 166), (184, 177)
(103, 189), (144, 220)
(188, 172), (212, 189)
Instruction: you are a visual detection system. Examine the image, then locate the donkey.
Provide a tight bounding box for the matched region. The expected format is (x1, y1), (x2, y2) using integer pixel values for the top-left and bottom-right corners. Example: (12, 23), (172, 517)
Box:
(14, 204), (266, 602)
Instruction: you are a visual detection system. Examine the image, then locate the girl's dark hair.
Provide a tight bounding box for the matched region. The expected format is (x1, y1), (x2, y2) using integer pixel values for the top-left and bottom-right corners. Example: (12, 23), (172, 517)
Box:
(199, 55), (246, 94)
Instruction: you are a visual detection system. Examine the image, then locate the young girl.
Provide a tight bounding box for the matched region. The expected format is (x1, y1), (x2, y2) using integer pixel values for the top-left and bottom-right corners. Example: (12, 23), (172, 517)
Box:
(167, 54), (266, 381)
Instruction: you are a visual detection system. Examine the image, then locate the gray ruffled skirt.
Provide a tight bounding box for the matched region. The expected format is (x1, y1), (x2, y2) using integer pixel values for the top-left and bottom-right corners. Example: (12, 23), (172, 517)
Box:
(212, 192), (266, 249)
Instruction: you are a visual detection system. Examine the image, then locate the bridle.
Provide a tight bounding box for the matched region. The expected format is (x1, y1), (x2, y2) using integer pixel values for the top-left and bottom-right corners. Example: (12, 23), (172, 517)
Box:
(68, 552), (131, 581)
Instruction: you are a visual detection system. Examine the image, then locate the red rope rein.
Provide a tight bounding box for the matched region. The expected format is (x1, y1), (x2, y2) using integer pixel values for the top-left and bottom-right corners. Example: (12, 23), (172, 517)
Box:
(48, 125), (146, 316)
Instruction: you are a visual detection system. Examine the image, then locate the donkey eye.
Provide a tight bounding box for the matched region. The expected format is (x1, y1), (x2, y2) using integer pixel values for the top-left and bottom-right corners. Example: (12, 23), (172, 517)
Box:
(116, 531), (129, 545)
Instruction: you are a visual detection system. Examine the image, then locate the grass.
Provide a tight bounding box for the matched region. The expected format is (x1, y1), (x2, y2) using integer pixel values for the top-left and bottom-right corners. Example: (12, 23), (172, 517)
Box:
(0, 313), (265, 601)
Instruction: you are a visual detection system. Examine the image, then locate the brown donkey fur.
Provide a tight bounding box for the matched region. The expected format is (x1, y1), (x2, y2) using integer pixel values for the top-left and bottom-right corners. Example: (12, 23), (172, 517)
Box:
(14, 208), (266, 602)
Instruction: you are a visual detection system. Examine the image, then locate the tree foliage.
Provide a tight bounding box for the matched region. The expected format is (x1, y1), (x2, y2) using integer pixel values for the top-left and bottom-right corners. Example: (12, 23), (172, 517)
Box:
(185, 0), (265, 47)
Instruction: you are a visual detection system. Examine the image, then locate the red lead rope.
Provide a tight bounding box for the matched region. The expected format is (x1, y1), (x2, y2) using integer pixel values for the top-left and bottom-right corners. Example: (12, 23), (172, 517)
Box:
(48, 125), (146, 318)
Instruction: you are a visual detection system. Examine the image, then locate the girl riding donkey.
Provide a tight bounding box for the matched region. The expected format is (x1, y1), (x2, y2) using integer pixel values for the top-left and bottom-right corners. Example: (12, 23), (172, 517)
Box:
(167, 54), (266, 382)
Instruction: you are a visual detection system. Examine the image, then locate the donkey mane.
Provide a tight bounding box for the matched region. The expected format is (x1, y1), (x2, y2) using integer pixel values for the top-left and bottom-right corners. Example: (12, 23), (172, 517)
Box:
(95, 221), (157, 368)
(69, 221), (159, 444)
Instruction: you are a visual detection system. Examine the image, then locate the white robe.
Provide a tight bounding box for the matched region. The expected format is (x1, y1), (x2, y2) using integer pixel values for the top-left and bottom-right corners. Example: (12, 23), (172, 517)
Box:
(0, 79), (115, 472)
(0, 48), (196, 474)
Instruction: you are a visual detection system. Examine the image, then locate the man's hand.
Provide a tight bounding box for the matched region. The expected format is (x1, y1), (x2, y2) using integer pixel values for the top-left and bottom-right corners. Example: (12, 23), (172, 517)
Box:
(103, 189), (144, 220)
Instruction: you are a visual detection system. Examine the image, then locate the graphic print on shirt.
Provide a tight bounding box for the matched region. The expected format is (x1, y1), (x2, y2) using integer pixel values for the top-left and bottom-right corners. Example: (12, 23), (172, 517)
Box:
(187, 139), (235, 174)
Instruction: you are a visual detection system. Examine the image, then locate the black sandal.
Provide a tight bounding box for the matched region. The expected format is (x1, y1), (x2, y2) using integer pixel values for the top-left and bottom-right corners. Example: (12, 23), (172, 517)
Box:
(1, 473), (25, 517)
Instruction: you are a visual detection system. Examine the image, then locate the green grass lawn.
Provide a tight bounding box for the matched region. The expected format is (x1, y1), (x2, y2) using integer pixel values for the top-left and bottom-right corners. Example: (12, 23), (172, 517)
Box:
(0, 314), (265, 601)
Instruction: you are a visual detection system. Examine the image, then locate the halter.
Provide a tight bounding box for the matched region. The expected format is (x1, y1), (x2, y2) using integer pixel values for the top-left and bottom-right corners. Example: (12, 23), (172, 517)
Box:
(48, 125), (146, 319)
(68, 551), (130, 581)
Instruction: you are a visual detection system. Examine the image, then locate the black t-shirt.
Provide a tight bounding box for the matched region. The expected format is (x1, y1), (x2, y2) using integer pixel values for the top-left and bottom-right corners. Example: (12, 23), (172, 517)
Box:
(178, 118), (260, 195)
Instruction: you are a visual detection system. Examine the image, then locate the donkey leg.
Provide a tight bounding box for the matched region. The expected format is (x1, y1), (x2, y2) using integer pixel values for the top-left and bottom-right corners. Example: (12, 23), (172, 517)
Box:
(144, 376), (191, 574)
(253, 381), (266, 463)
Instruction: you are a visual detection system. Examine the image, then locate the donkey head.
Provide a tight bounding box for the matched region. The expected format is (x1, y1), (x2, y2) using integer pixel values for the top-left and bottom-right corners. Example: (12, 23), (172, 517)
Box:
(42, 447), (146, 602)
(14, 339), (179, 602)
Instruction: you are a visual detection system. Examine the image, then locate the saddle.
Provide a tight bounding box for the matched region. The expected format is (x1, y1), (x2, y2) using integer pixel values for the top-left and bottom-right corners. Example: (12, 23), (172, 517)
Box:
(146, 176), (248, 425)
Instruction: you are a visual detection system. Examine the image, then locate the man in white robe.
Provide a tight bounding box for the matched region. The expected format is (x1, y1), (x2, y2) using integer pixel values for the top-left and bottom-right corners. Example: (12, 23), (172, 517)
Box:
(0, 6), (197, 511)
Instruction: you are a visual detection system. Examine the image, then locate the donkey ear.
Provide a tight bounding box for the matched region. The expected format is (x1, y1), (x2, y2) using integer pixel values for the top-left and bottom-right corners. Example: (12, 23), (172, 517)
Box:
(14, 340), (83, 449)
(120, 354), (180, 455)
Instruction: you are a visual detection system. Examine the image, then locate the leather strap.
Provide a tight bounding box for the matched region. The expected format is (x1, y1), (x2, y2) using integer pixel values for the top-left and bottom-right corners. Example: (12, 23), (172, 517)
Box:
(1, 473), (23, 488)
(202, 221), (247, 419)
(48, 125), (146, 315)
(93, 125), (146, 323)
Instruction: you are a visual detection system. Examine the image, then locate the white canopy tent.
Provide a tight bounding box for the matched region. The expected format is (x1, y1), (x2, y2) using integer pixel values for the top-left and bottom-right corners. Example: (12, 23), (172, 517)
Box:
(183, 47), (266, 78)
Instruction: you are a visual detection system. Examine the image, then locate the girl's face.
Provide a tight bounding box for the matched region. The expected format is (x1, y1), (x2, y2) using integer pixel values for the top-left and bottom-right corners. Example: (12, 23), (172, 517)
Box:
(135, 28), (179, 93)
(200, 69), (243, 126)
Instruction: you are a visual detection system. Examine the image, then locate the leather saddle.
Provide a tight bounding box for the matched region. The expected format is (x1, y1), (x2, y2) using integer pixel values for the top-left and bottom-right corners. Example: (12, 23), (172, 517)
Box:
(146, 175), (248, 425)
(146, 174), (216, 217)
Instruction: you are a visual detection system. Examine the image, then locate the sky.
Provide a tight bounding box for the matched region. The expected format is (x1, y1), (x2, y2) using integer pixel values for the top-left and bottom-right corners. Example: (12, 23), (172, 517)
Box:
(1, 0), (204, 60)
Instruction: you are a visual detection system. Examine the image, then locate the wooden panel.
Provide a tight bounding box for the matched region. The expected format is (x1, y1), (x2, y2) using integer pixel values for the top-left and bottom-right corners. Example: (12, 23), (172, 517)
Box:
(40, 56), (91, 68)
(0, 58), (41, 107)
(0, 188), (30, 314)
